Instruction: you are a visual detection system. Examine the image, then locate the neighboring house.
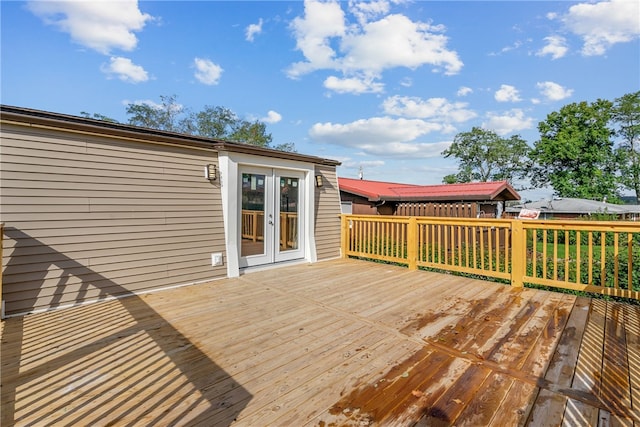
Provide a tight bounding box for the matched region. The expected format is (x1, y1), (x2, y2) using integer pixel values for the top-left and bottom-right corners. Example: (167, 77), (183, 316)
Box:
(506, 197), (640, 220)
(0, 105), (342, 317)
(338, 178), (520, 218)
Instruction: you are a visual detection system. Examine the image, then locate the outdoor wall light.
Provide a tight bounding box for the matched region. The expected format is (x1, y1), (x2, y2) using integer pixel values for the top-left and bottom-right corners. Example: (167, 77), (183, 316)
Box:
(205, 164), (217, 181)
(315, 175), (323, 187)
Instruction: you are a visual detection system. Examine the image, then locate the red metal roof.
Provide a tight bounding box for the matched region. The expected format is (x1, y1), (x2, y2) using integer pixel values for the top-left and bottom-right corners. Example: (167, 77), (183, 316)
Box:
(338, 177), (520, 202)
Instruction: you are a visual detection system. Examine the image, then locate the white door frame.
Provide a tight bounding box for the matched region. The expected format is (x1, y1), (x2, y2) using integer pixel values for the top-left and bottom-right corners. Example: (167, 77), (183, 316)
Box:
(218, 151), (317, 277)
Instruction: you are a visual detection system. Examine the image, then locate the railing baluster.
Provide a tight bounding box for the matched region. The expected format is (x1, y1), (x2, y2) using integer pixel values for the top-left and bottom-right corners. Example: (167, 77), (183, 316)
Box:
(430, 223), (435, 263)
(457, 225), (462, 268)
(488, 226), (494, 272)
(532, 229), (538, 279)
(576, 231), (581, 285)
(588, 232), (593, 284)
(543, 229), (548, 280)
(601, 231), (606, 287)
(614, 233), (619, 289)
(464, 226), (470, 268)
(628, 233), (633, 291)
(443, 224), (449, 265)
(564, 230), (569, 283)
(553, 230), (558, 281)
(472, 225), (478, 269)
(479, 227), (485, 271)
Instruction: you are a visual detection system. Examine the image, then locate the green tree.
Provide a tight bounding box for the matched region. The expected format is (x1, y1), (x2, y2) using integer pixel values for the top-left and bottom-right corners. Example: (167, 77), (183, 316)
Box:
(123, 95), (293, 151)
(441, 127), (531, 184)
(612, 91), (640, 203)
(530, 99), (618, 201)
(187, 105), (238, 138)
(229, 119), (272, 148)
(126, 94), (185, 132)
(79, 111), (119, 123)
(442, 174), (459, 184)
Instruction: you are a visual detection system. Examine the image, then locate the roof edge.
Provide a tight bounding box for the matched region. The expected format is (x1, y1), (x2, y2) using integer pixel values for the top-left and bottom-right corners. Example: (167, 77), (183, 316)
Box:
(1, 105), (341, 166)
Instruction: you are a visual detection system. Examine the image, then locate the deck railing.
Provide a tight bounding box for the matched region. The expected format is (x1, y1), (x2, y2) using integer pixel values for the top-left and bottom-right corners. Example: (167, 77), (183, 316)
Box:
(341, 215), (640, 301)
(241, 209), (264, 242)
(279, 212), (298, 249)
(241, 209), (298, 249)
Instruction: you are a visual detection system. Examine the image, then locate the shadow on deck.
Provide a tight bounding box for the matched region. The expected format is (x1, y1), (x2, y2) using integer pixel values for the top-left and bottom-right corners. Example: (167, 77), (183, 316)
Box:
(2, 258), (639, 426)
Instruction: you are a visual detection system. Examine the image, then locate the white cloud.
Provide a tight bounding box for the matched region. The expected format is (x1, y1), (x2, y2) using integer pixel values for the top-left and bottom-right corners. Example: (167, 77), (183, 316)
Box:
(348, 0), (391, 25)
(495, 84), (522, 103)
(311, 117), (442, 145)
(324, 75), (384, 94)
(261, 110), (282, 124)
(358, 140), (452, 157)
(340, 14), (463, 75)
(483, 109), (534, 135)
(193, 58), (223, 85)
(490, 40), (524, 56)
(27, 0), (152, 54)
(382, 95), (476, 123)
(457, 86), (473, 97)
(537, 81), (573, 101)
(288, 0), (462, 94)
(562, 0), (640, 56)
(399, 77), (413, 87)
(288, 0), (346, 78)
(341, 159), (386, 169)
(537, 35), (568, 59)
(246, 18), (263, 42)
(309, 116), (452, 157)
(101, 57), (148, 83)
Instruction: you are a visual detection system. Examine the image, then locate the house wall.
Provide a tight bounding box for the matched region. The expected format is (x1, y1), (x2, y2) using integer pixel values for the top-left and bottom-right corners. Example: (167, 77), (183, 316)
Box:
(314, 165), (341, 260)
(0, 123), (225, 316)
(338, 192), (377, 215)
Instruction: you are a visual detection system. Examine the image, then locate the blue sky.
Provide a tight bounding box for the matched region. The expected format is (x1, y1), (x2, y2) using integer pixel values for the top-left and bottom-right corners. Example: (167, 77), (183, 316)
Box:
(2, 0), (639, 201)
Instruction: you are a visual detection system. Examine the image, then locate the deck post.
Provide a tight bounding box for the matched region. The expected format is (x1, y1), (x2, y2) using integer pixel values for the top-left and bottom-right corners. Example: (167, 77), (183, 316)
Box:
(511, 219), (525, 287)
(407, 217), (418, 270)
(340, 215), (349, 258)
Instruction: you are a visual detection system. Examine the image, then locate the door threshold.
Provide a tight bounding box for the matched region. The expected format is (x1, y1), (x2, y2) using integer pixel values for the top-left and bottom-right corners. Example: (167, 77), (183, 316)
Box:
(240, 259), (308, 275)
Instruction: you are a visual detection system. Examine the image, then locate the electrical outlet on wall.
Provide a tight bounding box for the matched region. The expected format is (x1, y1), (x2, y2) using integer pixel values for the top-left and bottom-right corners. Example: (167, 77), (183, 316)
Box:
(211, 253), (224, 266)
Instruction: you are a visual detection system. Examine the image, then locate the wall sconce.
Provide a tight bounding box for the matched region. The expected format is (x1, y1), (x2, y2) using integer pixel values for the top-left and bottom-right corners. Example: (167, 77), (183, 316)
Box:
(204, 164), (217, 181)
(315, 175), (323, 187)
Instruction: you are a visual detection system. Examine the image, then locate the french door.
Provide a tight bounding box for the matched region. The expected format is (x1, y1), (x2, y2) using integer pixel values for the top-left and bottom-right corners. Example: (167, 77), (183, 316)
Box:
(239, 167), (305, 268)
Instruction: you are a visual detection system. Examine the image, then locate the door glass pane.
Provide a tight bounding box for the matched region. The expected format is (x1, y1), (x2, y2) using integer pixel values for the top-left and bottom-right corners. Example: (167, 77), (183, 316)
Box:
(279, 177), (299, 252)
(241, 173), (266, 257)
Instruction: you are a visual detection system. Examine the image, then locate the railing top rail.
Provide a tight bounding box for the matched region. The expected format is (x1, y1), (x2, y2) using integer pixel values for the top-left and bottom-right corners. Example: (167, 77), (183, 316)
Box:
(341, 214), (640, 232)
(519, 219), (640, 232)
(414, 217), (510, 227)
(340, 214), (411, 223)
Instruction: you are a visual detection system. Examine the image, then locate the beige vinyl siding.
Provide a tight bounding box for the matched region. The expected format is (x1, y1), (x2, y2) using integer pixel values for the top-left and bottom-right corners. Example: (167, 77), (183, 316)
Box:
(314, 165), (341, 260)
(1, 124), (225, 316)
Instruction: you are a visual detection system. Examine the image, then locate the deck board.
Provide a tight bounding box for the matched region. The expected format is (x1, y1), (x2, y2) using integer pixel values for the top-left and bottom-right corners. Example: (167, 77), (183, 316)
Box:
(2, 258), (639, 426)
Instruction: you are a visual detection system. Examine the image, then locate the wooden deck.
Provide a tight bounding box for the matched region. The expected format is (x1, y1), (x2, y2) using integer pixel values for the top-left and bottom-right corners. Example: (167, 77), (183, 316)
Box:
(2, 259), (639, 426)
